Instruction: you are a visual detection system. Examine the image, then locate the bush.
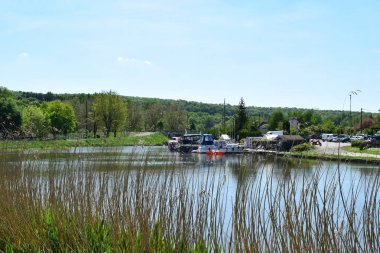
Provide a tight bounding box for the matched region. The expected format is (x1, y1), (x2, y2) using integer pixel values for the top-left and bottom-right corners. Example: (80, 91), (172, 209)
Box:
(290, 143), (314, 152)
(351, 140), (368, 150)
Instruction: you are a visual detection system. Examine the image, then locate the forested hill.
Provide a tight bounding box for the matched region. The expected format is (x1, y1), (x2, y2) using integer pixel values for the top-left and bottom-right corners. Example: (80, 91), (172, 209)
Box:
(2, 87), (377, 140)
(17, 90), (343, 118)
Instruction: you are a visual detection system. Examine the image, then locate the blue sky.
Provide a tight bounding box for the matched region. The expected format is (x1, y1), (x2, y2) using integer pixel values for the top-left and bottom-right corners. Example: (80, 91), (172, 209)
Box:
(1, 0), (379, 112)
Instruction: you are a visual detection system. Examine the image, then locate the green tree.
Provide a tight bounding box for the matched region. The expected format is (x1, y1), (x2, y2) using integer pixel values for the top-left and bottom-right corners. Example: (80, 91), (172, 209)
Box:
(67, 96), (90, 132)
(144, 103), (164, 131)
(204, 116), (215, 131)
(235, 97), (248, 134)
(0, 88), (22, 139)
(268, 109), (284, 131)
(126, 100), (143, 131)
(92, 91), (126, 137)
(320, 120), (337, 133)
(43, 100), (76, 137)
(22, 105), (49, 139)
(188, 117), (196, 131)
(164, 104), (187, 132)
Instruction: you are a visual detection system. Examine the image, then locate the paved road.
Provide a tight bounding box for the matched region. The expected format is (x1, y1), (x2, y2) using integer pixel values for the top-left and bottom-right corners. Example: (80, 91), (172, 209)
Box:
(133, 132), (155, 137)
(314, 141), (380, 158)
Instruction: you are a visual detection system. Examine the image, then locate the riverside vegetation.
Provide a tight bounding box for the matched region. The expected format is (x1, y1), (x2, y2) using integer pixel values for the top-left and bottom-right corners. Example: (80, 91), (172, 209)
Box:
(1, 145), (380, 252)
(1, 132), (168, 151)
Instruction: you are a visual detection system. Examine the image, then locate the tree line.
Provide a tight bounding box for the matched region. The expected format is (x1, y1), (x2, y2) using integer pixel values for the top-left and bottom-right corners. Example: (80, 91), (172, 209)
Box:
(1, 87), (379, 140)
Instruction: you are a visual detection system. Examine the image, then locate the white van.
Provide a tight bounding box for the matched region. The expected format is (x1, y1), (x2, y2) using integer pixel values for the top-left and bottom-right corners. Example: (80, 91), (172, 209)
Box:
(264, 130), (284, 141)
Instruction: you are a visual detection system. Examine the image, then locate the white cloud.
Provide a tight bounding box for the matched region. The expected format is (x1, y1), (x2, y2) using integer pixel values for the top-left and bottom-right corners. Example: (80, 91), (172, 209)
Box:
(117, 57), (152, 65)
(117, 57), (137, 63)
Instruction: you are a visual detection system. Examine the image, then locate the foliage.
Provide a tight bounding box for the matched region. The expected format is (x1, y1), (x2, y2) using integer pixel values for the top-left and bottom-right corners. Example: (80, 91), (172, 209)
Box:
(350, 140), (367, 150)
(92, 91), (127, 137)
(144, 103), (164, 131)
(1, 87), (379, 139)
(66, 96), (91, 132)
(319, 120), (338, 133)
(43, 100), (77, 137)
(126, 100), (143, 131)
(164, 103), (187, 132)
(235, 97), (248, 134)
(354, 117), (375, 131)
(0, 89), (22, 139)
(268, 109), (284, 131)
(22, 105), (49, 139)
(290, 143), (314, 152)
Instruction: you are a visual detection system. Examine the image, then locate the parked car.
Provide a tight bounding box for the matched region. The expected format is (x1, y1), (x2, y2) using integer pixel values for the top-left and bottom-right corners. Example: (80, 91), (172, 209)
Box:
(332, 134), (350, 143)
(326, 134), (337, 142)
(350, 135), (365, 141)
(365, 135), (380, 148)
(322, 133), (335, 142)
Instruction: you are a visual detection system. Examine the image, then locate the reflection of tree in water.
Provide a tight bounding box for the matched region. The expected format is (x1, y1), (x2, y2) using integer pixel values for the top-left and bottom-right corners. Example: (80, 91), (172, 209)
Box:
(174, 152), (319, 185)
(229, 154), (318, 184)
(229, 154), (260, 185)
(356, 166), (380, 176)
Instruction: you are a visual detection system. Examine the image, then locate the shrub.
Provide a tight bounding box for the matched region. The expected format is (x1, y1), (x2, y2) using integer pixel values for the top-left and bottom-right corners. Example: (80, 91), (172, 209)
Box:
(290, 143), (314, 152)
(351, 140), (368, 150)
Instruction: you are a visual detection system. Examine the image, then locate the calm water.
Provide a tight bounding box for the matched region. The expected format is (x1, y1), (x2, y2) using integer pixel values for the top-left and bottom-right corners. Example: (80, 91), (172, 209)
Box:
(10, 146), (380, 208)
(3, 145), (380, 248)
(9, 145), (380, 192)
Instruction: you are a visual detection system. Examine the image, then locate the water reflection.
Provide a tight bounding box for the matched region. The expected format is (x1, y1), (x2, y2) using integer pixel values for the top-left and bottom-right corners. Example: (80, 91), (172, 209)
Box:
(2, 146), (380, 250)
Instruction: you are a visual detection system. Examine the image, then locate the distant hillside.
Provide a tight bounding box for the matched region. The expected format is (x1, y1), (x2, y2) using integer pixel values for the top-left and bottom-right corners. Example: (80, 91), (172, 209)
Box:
(17, 90), (343, 120)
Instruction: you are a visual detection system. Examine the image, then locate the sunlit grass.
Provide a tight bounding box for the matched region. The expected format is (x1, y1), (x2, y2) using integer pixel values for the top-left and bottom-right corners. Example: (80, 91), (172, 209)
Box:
(0, 132), (168, 151)
(342, 146), (380, 155)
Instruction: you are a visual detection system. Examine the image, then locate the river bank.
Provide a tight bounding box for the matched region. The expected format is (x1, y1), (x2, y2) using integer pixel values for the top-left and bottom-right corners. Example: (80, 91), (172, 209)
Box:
(245, 141), (380, 164)
(0, 132), (168, 151)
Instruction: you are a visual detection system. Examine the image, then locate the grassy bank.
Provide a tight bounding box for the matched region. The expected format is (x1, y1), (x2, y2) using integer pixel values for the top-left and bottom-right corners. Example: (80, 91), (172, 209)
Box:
(342, 146), (380, 155)
(1, 149), (380, 252)
(0, 132), (168, 151)
(248, 148), (380, 164)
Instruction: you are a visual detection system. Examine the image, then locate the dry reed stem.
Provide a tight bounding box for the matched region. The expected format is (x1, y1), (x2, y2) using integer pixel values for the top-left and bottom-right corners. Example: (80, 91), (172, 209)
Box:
(0, 148), (379, 252)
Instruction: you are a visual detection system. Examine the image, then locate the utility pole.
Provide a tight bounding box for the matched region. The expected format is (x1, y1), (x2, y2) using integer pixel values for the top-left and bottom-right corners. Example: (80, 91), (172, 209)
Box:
(85, 94), (88, 138)
(360, 108), (363, 134)
(349, 94), (352, 136)
(223, 99), (226, 129)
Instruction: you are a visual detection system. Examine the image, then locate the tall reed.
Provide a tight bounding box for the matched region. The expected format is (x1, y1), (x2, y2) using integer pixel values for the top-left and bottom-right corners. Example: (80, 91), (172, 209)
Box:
(0, 147), (379, 252)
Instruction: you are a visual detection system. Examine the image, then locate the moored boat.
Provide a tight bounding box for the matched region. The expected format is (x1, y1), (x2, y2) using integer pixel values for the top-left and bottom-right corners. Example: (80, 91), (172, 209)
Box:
(168, 137), (180, 151)
(192, 134), (245, 154)
(179, 133), (214, 153)
(214, 135), (245, 154)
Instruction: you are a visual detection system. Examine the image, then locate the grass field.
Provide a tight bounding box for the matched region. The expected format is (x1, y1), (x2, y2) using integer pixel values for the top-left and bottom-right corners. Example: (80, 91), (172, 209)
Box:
(0, 132), (168, 151)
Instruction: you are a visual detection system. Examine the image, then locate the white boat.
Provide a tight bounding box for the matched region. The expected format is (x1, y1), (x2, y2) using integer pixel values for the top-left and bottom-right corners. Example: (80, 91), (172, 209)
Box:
(213, 135), (245, 154)
(167, 137), (180, 151)
(192, 134), (245, 154)
(178, 133), (214, 153)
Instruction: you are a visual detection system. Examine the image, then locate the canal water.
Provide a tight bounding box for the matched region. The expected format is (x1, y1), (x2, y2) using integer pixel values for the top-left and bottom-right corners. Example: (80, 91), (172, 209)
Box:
(3, 146), (380, 248)
(9, 146), (380, 207)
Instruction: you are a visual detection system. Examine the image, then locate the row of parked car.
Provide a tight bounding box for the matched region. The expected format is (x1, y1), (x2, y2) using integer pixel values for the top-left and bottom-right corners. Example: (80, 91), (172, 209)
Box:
(321, 133), (380, 143)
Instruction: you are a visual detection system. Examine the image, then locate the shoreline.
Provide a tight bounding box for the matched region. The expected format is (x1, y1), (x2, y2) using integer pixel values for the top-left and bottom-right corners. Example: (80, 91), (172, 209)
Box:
(245, 146), (380, 165)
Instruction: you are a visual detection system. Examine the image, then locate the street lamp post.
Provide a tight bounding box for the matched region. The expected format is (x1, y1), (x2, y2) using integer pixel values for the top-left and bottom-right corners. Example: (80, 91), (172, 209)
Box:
(348, 90), (361, 136)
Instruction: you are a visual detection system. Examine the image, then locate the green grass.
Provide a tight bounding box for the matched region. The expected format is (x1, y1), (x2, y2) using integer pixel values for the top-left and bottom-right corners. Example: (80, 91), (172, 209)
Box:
(342, 146), (380, 155)
(0, 132), (168, 151)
